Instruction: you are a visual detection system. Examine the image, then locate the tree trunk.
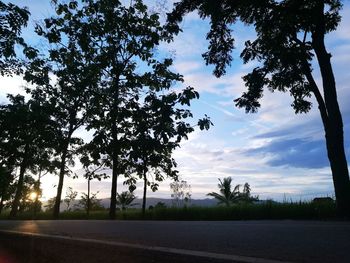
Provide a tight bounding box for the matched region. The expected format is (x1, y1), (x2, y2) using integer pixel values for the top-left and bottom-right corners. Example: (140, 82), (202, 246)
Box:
(109, 79), (120, 220)
(0, 195), (3, 215)
(142, 170), (147, 216)
(10, 143), (29, 218)
(33, 173), (41, 216)
(325, 131), (350, 217)
(311, 2), (350, 218)
(109, 154), (118, 219)
(53, 147), (68, 219)
(87, 177), (90, 217)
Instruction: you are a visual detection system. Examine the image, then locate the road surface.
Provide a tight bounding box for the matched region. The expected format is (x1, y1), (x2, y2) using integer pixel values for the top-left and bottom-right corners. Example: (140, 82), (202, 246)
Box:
(0, 220), (349, 263)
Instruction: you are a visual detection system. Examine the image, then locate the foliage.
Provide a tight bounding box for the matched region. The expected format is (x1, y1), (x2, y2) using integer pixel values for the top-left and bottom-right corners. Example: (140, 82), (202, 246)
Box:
(170, 179), (191, 207)
(64, 187), (77, 211)
(25, 4), (101, 218)
(79, 151), (109, 183)
(154, 201), (167, 209)
(207, 177), (242, 206)
(125, 85), (212, 214)
(44, 197), (57, 212)
(0, 95), (54, 171)
(38, 0), (211, 220)
(0, 165), (14, 213)
(77, 192), (104, 212)
(0, 95), (55, 217)
(3, 174), (41, 213)
(0, 200), (337, 221)
(167, 0), (341, 110)
(0, 1), (32, 76)
(79, 154), (109, 215)
(18, 175), (40, 213)
(207, 178), (258, 206)
(241, 183), (259, 203)
(167, 0), (350, 217)
(116, 191), (137, 211)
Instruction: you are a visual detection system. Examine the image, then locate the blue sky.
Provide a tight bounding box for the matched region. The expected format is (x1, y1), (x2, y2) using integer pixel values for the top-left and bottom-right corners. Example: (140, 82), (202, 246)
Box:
(1, 0), (350, 202)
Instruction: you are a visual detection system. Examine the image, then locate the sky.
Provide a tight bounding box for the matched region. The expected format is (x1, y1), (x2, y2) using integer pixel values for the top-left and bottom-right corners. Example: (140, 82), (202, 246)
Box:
(1, 0), (350, 202)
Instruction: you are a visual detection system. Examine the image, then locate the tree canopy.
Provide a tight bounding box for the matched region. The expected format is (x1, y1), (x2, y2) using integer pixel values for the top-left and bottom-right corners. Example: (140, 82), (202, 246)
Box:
(0, 1), (38, 76)
(5, 0), (211, 219)
(167, 0), (350, 217)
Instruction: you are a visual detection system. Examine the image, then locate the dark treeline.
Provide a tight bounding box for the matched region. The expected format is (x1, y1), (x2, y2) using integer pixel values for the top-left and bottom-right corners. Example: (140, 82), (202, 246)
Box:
(1, 0), (349, 220)
(0, 0), (211, 219)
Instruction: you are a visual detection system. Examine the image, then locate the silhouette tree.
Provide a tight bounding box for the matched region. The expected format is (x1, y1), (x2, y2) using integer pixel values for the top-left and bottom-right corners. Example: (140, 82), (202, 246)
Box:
(207, 177), (242, 206)
(241, 183), (259, 203)
(170, 179), (192, 207)
(42, 0), (211, 219)
(80, 152), (108, 216)
(127, 86), (209, 215)
(77, 192), (104, 213)
(168, 0), (350, 217)
(24, 8), (101, 218)
(18, 175), (37, 213)
(44, 197), (56, 212)
(116, 191), (137, 211)
(0, 95), (54, 217)
(64, 187), (77, 212)
(0, 1), (31, 76)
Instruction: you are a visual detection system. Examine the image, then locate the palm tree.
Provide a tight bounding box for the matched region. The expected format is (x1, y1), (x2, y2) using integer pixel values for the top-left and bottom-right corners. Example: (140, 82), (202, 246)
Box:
(207, 177), (242, 206)
(241, 183), (259, 203)
(116, 191), (137, 210)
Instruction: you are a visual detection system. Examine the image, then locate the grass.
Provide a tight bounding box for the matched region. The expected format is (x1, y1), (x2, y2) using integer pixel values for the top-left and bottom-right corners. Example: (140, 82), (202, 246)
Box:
(0, 201), (338, 220)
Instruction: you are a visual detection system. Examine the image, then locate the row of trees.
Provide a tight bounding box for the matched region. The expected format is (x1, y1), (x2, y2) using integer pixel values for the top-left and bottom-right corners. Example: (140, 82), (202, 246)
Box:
(44, 187), (136, 215)
(1, 0), (349, 218)
(0, 0), (211, 219)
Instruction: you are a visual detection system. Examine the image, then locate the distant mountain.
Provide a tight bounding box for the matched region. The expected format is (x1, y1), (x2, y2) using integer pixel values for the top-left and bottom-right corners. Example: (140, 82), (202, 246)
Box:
(43, 198), (280, 211)
(100, 197), (218, 209)
(44, 197), (218, 211)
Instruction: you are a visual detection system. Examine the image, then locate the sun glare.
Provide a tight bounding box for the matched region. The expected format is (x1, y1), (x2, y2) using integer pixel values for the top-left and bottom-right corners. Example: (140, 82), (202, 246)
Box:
(29, 192), (38, 201)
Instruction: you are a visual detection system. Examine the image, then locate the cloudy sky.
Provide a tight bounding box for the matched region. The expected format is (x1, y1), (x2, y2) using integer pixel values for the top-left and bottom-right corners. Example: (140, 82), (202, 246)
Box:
(1, 0), (350, 202)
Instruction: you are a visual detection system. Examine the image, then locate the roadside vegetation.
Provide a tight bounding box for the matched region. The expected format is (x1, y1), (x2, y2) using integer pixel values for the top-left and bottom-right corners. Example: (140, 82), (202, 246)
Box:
(0, 177), (336, 220)
(0, 201), (336, 221)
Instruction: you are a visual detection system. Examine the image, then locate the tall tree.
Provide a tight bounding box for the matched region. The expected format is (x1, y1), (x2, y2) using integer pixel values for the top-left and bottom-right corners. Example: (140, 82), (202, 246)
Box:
(127, 86), (209, 215)
(168, 0), (350, 217)
(25, 8), (100, 218)
(0, 95), (54, 217)
(42, 0), (211, 219)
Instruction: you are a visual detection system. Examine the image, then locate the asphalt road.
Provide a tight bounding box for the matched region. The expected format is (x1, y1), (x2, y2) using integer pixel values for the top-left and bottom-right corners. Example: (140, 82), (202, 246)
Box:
(0, 220), (349, 263)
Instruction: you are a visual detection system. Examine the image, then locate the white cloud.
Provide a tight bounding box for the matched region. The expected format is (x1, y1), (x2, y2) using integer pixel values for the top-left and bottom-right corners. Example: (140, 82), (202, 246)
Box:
(334, 5), (350, 41)
(171, 131), (334, 200)
(173, 60), (203, 74)
(0, 75), (30, 104)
